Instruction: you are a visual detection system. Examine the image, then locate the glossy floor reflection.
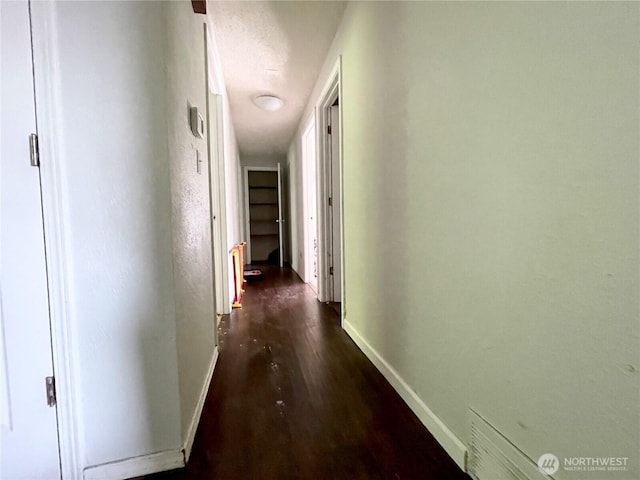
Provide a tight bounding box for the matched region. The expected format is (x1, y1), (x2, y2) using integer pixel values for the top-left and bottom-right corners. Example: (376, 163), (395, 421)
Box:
(141, 267), (470, 480)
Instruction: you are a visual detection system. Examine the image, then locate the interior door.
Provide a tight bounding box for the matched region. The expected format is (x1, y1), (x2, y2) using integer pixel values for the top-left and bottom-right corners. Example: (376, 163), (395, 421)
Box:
(0, 1), (61, 478)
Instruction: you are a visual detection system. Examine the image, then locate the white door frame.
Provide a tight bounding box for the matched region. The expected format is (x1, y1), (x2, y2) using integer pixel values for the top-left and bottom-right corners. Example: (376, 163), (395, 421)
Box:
(243, 166), (283, 266)
(316, 57), (345, 320)
(204, 23), (228, 320)
(206, 90), (231, 315)
(30, 2), (83, 477)
(302, 115), (318, 290)
(205, 15), (232, 316)
(276, 163), (284, 268)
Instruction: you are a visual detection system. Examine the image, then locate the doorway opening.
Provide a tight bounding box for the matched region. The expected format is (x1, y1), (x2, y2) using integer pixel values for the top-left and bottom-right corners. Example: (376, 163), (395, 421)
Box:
(244, 166), (284, 267)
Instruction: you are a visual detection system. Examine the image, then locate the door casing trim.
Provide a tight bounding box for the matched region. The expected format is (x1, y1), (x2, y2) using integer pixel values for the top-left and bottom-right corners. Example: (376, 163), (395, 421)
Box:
(30, 1), (83, 477)
(301, 114), (318, 289)
(315, 56), (345, 323)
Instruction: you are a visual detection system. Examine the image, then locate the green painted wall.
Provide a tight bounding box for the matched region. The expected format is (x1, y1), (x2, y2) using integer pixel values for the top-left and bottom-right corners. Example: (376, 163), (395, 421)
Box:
(292, 2), (639, 478)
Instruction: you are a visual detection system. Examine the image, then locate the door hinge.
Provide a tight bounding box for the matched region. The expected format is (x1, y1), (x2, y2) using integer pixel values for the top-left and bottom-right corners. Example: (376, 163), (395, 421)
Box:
(328, 197), (332, 207)
(327, 125), (332, 135)
(29, 133), (40, 167)
(45, 376), (56, 407)
(329, 266), (334, 275)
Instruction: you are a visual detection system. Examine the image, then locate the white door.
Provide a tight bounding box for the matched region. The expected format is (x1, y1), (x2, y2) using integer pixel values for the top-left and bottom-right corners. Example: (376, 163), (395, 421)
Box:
(0, 1), (61, 478)
(329, 105), (341, 302)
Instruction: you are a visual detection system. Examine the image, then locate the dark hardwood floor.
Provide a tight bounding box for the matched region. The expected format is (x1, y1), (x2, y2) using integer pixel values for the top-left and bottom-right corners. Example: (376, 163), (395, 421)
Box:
(141, 267), (470, 480)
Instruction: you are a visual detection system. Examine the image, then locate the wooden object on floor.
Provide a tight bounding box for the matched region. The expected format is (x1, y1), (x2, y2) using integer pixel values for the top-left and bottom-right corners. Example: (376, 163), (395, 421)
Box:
(230, 245), (243, 308)
(140, 267), (470, 480)
(238, 241), (246, 292)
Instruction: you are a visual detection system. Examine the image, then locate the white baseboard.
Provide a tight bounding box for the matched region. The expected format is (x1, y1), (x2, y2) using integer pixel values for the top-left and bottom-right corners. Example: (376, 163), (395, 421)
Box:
(183, 346), (219, 461)
(83, 450), (184, 480)
(343, 320), (468, 471)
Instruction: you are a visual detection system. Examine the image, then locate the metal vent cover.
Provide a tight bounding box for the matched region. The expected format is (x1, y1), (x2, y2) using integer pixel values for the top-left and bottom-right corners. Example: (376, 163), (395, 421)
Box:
(468, 409), (553, 480)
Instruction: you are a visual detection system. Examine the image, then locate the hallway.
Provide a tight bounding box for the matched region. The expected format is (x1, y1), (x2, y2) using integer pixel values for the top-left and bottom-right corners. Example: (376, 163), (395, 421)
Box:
(143, 267), (469, 480)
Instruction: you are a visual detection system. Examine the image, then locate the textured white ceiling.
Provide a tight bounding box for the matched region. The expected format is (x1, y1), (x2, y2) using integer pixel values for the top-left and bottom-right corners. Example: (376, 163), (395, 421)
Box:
(209, 1), (347, 156)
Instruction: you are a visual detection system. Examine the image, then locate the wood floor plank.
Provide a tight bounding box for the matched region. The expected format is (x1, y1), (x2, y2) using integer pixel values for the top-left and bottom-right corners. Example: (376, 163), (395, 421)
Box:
(140, 267), (470, 480)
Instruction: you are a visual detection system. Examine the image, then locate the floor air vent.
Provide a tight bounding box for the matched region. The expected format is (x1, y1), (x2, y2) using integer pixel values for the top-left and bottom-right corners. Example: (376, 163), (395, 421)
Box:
(468, 409), (553, 480)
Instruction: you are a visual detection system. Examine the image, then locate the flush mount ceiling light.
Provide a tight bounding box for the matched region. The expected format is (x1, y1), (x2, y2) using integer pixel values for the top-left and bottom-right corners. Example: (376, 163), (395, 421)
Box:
(253, 95), (283, 112)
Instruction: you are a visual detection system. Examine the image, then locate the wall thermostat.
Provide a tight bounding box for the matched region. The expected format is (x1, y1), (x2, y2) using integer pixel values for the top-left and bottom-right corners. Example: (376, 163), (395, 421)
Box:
(190, 106), (205, 138)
